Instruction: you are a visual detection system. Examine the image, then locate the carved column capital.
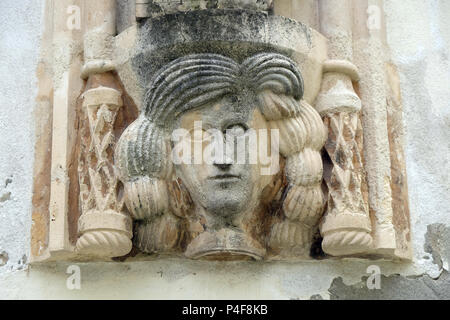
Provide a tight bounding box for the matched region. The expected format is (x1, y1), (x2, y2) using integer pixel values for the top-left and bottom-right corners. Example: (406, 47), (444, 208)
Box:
(136, 0), (150, 19)
(315, 72), (361, 115)
(81, 0), (117, 79)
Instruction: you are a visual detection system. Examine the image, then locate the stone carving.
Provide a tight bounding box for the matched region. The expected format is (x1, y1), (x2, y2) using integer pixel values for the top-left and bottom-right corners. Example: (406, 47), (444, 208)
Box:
(116, 53), (327, 260)
(31, 2), (411, 262)
(316, 66), (373, 256)
(315, 0), (374, 257)
(136, 0), (274, 19)
(267, 99), (327, 258)
(76, 87), (132, 257)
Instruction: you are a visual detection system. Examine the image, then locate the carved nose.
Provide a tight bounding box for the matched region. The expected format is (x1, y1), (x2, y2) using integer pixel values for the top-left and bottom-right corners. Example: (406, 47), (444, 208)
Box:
(213, 150), (234, 170)
(211, 133), (234, 170)
(214, 162), (232, 170)
(213, 154), (233, 170)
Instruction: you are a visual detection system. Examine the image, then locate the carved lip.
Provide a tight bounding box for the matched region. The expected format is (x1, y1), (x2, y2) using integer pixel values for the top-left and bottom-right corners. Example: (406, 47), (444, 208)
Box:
(208, 174), (241, 181)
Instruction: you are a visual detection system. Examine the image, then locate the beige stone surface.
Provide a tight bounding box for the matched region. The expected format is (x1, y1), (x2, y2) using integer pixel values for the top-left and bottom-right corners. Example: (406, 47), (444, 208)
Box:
(82, 0), (117, 79)
(273, 0), (319, 30)
(47, 0), (84, 258)
(353, 0), (398, 256)
(31, 0), (54, 261)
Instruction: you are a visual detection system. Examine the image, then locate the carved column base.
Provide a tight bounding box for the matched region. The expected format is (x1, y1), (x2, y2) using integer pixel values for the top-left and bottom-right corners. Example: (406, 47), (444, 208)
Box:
(76, 210), (132, 257)
(320, 213), (373, 256)
(322, 230), (372, 256)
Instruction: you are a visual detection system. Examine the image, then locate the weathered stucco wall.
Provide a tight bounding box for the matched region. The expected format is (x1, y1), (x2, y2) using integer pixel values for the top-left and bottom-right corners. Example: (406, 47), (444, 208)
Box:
(385, 0), (450, 274)
(0, 0), (449, 299)
(0, 0), (42, 274)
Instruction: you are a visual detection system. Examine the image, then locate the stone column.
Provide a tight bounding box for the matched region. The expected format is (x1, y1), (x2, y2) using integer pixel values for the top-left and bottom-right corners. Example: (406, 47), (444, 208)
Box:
(353, 0), (398, 256)
(48, 0), (85, 256)
(76, 0), (132, 257)
(81, 0), (116, 79)
(316, 0), (373, 256)
(135, 0), (149, 19)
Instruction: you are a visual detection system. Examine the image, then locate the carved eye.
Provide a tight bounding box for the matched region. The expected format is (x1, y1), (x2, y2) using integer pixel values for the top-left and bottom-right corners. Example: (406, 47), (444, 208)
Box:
(225, 124), (247, 137)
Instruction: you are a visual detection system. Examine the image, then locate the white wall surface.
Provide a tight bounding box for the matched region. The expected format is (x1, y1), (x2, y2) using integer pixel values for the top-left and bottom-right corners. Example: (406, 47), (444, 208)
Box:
(0, 0), (43, 275)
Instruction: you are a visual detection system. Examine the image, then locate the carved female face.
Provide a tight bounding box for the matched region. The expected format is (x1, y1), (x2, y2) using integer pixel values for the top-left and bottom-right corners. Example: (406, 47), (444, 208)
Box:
(172, 94), (274, 227)
(116, 53), (325, 259)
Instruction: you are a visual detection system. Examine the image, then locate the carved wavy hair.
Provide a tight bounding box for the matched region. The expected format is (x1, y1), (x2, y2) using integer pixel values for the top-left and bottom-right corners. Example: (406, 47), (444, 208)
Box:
(115, 53), (327, 255)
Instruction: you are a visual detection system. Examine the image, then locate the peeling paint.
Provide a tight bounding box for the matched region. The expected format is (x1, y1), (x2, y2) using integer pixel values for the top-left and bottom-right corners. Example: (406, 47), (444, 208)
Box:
(424, 223), (450, 271)
(328, 271), (450, 300)
(5, 177), (12, 188)
(0, 192), (11, 202)
(0, 251), (8, 266)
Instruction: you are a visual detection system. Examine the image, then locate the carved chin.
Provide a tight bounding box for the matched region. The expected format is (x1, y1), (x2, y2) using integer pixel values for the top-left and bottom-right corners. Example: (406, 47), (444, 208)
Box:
(203, 190), (250, 218)
(205, 199), (245, 218)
